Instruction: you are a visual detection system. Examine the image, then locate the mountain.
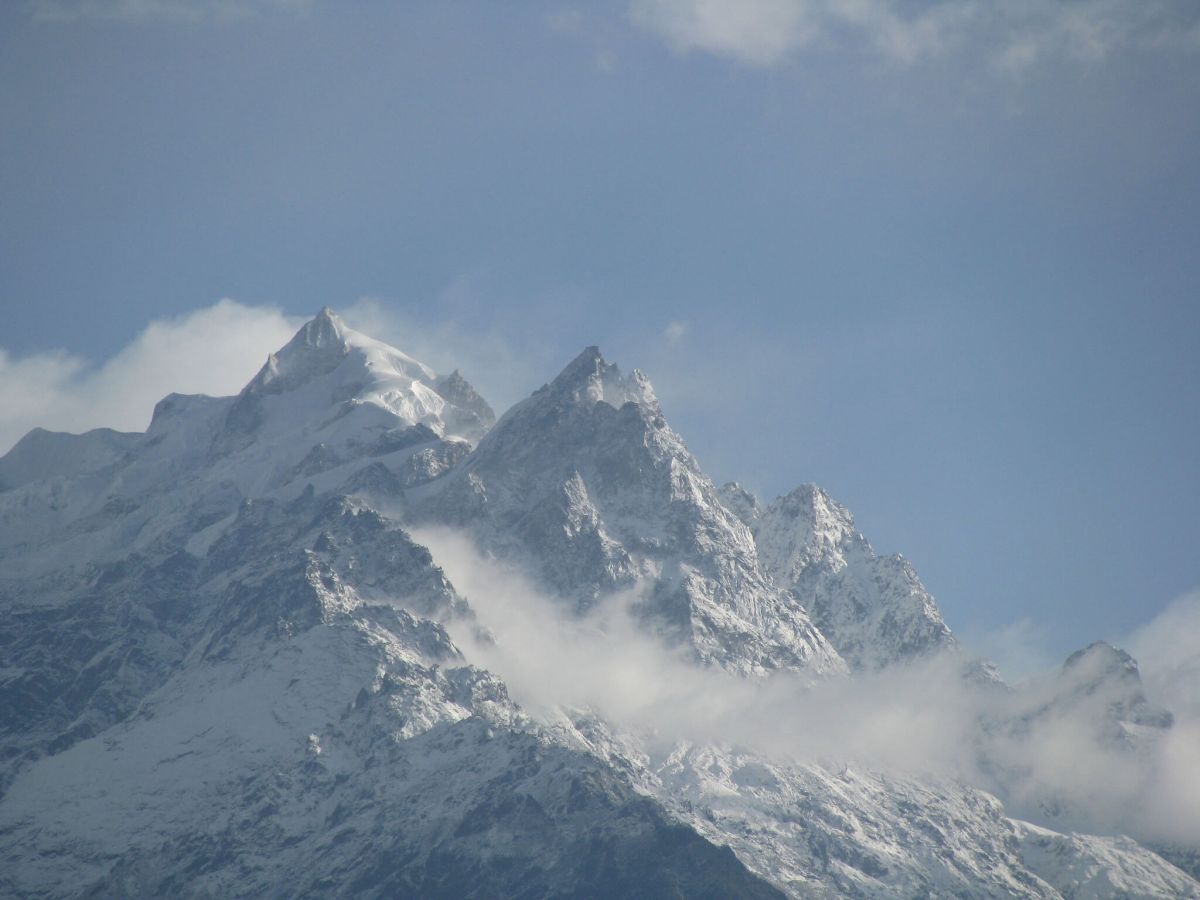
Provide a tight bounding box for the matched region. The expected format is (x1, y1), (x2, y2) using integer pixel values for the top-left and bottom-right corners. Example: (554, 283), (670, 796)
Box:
(416, 347), (844, 676)
(0, 310), (1195, 898)
(721, 481), (956, 672)
(976, 640), (1179, 841)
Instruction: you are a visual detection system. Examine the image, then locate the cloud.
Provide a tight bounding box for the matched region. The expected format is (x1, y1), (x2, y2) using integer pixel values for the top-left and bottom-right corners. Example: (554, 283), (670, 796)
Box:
(0, 299), (300, 454)
(1128, 588), (1200, 721)
(416, 525), (975, 772)
(630, 0), (823, 67)
(31, 0), (312, 23)
(417, 525), (1200, 845)
(629, 0), (1200, 71)
(663, 320), (688, 344)
(960, 616), (1057, 682)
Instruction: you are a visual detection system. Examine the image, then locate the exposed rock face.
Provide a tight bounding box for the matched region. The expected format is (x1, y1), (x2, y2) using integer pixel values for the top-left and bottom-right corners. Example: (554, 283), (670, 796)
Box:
(0, 311), (1195, 898)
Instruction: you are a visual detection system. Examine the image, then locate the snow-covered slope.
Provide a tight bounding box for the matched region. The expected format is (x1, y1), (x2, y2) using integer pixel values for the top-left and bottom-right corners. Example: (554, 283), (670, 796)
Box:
(0, 310), (1195, 898)
(725, 482), (956, 672)
(0, 487), (781, 898)
(0, 427), (139, 492)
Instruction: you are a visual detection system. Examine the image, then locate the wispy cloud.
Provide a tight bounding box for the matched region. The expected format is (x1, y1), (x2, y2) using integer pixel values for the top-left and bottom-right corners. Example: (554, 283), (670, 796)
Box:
(0, 299), (299, 453)
(663, 320), (688, 345)
(629, 0), (1200, 72)
(419, 525), (1200, 845)
(960, 616), (1057, 682)
(31, 0), (312, 23)
(1128, 588), (1200, 721)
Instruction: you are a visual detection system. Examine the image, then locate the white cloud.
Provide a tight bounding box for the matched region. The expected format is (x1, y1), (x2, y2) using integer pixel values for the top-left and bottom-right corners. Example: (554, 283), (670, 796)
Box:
(631, 0), (823, 67)
(960, 616), (1057, 682)
(663, 320), (688, 344)
(1128, 588), (1200, 721)
(629, 0), (1200, 71)
(416, 525), (975, 773)
(0, 299), (300, 454)
(418, 525), (1200, 845)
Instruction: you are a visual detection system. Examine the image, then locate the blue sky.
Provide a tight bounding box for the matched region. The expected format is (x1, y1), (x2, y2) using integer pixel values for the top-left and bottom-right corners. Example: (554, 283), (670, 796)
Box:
(2, 0), (1198, 673)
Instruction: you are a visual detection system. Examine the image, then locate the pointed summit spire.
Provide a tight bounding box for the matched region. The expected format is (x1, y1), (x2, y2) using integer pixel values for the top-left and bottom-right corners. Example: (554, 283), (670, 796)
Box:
(294, 306), (347, 351)
(544, 346), (659, 412)
(241, 307), (351, 398)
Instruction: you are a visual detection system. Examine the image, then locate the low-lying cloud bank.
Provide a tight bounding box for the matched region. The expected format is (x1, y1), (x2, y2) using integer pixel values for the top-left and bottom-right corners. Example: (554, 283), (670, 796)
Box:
(419, 526), (1200, 847)
(0, 300), (299, 454)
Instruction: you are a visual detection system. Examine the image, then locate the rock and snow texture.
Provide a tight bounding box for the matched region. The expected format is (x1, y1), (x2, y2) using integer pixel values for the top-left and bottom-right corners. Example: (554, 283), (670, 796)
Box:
(418, 347), (845, 677)
(726, 481), (957, 672)
(0, 310), (1196, 898)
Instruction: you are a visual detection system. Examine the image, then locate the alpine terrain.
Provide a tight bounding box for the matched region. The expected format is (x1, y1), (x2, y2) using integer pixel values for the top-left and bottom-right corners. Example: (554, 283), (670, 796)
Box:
(0, 309), (1195, 898)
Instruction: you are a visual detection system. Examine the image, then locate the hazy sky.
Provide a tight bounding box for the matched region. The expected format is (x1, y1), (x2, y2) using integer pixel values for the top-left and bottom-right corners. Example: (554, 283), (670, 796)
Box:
(2, 0), (1198, 672)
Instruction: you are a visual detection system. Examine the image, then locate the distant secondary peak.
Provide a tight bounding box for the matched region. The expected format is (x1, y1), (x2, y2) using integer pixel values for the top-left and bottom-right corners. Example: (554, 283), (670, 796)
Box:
(1058, 641), (1174, 728)
(1062, 641), (1140, 681)
(772, 483), (855, 534)
(718, 482), (762, 528)
(434, 369), (497, 435)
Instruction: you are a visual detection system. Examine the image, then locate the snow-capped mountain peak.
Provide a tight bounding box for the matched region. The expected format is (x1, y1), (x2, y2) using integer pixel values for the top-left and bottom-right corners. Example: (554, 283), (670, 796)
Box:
(243, 306), (359, 395)
(216, 308), (494, 461)
(732, 481), (957, 672)
(544, 345), (660, 412)
(759, 483), (858, 573)
(424, 347), (845, 676)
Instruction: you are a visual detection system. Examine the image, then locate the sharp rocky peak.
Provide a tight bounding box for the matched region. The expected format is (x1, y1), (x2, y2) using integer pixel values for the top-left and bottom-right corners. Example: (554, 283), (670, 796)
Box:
(747, 482), (958, 672)
(547, 346), (659, 413)
(244, 307), (353, 396)
(770, 483), (857, 548)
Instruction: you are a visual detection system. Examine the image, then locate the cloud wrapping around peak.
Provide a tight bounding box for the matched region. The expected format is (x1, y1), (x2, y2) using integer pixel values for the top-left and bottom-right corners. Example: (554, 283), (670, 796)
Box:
(630, 0), (1200, 71)
(0, 299), (300, 454)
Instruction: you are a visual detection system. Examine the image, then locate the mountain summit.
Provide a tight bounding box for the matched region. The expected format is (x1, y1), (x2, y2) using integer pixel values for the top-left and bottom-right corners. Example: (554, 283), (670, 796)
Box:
(422, 346), (844, 676)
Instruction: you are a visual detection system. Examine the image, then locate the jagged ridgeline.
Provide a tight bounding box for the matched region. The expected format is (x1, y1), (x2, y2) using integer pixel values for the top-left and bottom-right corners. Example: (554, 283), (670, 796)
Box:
(0, 310), (1195, 899)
